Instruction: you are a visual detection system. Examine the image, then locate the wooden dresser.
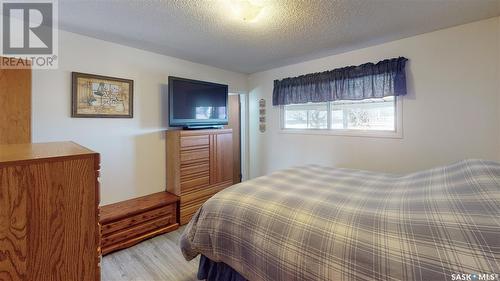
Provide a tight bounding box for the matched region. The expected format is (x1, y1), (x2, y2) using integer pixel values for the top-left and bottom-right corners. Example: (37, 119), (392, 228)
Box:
(166, 129), (234, 225)
(100, 192), (179, 255)
(0, 142), (101, 281)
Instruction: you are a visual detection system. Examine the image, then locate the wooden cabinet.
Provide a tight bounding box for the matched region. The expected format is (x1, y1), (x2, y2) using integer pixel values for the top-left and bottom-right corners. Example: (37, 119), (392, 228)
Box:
(0, 63), (31, 144)
(0, 142), (100, 281)
(210, 132), (234, 184)
(100, 192), (179, 255)
(167, 129), (233, 225)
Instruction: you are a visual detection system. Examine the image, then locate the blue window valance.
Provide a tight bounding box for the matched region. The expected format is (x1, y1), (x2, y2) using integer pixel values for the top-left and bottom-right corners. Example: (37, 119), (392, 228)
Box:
(272, 57), (408, 106)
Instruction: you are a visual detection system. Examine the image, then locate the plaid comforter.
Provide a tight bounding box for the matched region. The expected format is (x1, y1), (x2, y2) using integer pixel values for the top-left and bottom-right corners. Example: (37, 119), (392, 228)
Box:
(180, 160), (500, 281)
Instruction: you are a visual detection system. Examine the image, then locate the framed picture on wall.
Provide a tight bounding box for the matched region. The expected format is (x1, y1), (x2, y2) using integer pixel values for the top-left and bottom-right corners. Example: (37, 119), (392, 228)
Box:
(71, 72), (134, 118)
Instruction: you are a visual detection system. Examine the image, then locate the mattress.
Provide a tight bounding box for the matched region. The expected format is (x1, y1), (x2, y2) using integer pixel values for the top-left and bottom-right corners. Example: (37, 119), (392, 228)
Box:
(180, 160), (500, 281)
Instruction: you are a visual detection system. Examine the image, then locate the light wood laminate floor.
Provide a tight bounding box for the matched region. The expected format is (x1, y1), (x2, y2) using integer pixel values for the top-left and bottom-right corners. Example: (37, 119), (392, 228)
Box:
(101, 227), (200, 281)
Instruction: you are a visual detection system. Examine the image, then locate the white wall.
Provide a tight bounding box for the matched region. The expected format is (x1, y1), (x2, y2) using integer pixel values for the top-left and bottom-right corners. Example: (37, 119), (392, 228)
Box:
(32, 18), (500, 203)
(32, 30), (247, 205)
(248, 17), (500, 178)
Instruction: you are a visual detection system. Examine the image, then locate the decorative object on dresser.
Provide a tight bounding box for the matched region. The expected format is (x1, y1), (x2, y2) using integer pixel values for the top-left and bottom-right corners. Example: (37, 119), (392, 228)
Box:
(99, 191), (179, 255)
(166, 128), (234, 225)
(0, 142), (101, 281)
(72, 72), (134, 118)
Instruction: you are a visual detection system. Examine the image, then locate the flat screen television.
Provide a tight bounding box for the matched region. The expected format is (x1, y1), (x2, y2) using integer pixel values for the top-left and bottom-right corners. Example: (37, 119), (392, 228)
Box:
(168, 76), (228, 128)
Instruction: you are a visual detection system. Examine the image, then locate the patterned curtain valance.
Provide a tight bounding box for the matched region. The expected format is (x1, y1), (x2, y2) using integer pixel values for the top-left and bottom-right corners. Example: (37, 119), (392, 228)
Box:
(272, 57), (408, 106)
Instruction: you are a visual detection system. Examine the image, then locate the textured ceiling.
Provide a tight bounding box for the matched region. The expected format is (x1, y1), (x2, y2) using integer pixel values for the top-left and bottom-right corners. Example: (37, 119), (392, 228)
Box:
(59, 0), (500, 74)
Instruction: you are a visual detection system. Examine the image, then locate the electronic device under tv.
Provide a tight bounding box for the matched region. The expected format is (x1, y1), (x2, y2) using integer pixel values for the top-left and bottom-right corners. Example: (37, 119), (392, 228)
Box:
(168, 76), (229, 129)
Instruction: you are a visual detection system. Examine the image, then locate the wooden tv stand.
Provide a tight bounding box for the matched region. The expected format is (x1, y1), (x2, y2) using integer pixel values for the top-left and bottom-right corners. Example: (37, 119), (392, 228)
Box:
(166, 129), (234, 225)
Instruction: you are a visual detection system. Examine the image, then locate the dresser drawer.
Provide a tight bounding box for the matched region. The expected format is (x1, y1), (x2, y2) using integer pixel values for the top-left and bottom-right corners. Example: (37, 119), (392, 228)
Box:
(180, 135), (209, 150)
(180, 176), (210, 193)
(180, 181), (231, 204)
(180, 203), (204, 225)
(101, 215), (174, 248)
(178, 182), (230, 224)
(180, 162), (209, 179)
(101, 204), (175, 236)
(180, 148), (209, 164)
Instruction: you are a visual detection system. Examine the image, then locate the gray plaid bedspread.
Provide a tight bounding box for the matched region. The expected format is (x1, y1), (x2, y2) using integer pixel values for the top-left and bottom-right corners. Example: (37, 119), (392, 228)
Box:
(180, 159), (500, 281)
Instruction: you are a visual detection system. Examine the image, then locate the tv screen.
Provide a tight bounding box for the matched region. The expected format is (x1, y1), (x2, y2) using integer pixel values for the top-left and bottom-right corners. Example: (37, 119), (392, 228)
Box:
(169, 76), (228, 127)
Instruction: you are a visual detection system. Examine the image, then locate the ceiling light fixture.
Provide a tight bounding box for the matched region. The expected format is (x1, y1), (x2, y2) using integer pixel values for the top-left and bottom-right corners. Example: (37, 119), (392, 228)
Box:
(230, 0), (264, 22)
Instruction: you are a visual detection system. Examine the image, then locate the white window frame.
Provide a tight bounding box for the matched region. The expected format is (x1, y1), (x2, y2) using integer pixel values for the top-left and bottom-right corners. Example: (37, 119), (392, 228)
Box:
(279, 97), (403, 139)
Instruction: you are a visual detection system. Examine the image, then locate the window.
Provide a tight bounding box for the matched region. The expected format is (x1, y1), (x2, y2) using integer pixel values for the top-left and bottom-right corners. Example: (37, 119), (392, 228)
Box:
(281, 96), (401, 137)
(283, 102), (328, 129)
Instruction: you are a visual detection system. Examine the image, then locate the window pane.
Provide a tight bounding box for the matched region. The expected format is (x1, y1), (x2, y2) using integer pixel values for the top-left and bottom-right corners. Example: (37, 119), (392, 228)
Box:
(331, 96), (395, 131)
(284, 103), (328, 129)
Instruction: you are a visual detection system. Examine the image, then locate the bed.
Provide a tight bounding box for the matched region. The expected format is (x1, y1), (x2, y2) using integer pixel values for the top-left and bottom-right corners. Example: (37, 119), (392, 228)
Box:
(180, 159), (500, 281)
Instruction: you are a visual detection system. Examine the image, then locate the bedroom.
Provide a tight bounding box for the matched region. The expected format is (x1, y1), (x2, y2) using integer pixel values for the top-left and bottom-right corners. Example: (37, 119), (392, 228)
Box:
(0, 0), (499, 281)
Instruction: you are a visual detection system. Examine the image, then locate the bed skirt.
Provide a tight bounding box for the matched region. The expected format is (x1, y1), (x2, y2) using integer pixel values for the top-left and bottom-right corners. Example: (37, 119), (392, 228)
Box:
(198, 255), (247, 281)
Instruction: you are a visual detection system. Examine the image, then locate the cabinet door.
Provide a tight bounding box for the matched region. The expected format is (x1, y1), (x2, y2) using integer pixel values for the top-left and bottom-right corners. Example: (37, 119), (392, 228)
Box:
(225, 95), (241, 184)
(210, 132), (233, 185)
(0, 63), (31, 144)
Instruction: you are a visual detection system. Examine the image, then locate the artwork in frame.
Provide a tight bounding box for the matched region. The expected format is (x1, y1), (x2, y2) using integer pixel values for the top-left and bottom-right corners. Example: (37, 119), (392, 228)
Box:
(72, 72), (133, 118)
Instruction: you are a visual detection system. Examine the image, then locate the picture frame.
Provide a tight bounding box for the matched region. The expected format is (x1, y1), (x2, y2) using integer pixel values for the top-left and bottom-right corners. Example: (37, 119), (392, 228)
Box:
(71, 72), (134, 118)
